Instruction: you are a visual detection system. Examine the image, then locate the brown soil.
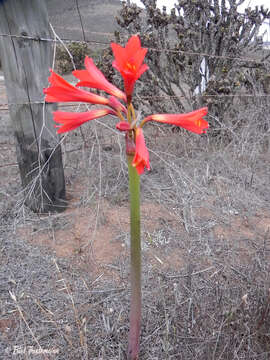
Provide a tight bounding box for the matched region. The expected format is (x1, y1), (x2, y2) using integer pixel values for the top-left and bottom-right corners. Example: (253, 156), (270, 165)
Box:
(16, 196), (186, 279)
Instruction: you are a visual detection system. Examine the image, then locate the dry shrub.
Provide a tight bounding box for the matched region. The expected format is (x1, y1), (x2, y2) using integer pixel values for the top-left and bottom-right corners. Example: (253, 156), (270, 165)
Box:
(115, 0), (270, 138)
(54, 41), (91, 74)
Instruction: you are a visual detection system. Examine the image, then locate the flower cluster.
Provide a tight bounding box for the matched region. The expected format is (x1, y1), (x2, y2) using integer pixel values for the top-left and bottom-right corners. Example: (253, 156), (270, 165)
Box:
(44, 35), (208, 175)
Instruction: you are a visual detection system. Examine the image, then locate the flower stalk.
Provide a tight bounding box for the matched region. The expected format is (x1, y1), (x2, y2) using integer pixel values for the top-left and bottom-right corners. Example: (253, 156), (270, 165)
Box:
(127, 153), (141, 360)
(43, 34), (209, 360)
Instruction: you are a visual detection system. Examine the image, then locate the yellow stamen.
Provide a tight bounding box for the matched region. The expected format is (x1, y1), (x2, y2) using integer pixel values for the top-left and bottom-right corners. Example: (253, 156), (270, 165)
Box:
(130, 103), (136, 122)
(117, 110), (126, 123)
(126, 62), (136, 72)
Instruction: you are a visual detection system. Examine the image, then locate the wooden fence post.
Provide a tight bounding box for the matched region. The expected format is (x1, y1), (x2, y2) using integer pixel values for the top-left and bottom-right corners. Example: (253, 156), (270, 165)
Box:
(0, 0), (66, 212)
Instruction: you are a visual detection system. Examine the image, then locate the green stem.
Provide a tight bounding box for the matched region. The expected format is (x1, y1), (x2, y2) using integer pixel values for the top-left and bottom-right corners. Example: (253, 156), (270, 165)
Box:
(127, 155), (141, 360)
(117, 109), (126, 123)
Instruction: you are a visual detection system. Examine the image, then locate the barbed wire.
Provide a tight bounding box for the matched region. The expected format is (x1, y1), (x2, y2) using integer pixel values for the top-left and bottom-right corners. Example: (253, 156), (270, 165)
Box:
(0, 102), (81, 111)
(0, 92), (270, 112)
(0, 30), (270, 64)
(0, 32), (111, 46)
(0, 8), (269, 113)
(137, 93), (270, 100)
(0, 30), (269, 113)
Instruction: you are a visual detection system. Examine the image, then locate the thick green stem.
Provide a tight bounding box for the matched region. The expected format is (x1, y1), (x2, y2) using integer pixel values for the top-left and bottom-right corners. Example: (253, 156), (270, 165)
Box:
(127, 154), (141, 360)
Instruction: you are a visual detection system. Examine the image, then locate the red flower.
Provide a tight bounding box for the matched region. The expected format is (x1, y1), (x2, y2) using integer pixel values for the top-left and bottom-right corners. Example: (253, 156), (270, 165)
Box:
(73, 57), (127, 102)
(111, 35), (149, 100)
(116, 121), (131, 131)
(53, 109), (116, 134)
(132, 128), (150, 175)
(142, 107), (209, 134)
(44, 70), (112, 107)
(108, 96), (127, 115)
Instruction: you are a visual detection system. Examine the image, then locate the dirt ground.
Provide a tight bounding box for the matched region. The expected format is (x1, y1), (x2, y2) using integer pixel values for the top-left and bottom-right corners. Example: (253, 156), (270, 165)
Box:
(1, 70), (270, 359)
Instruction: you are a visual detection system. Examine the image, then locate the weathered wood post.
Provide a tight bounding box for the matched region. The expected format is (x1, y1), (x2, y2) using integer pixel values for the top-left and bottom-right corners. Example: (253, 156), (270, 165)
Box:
(0, 0), (66, 212)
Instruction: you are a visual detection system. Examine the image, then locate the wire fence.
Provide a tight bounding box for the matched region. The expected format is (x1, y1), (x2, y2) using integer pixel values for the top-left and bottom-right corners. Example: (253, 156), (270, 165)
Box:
(0, 29), (269, 61)
(0, 1), (270, 211)
(1, 93), (270, 112)
(0, 30), (270, 111)
(0, 2), (270, 113)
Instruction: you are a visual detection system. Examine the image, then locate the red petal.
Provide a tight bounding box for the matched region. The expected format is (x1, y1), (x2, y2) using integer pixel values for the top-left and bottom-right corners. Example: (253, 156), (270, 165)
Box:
(53, 109), (116, 133)
(133, 48), (148, 71)
(143, 107), (209, 134)
(123, 78), (136, 99)
(132, 128), (150, 175)
(44, 70), (110, 106)
(125, 36), (147, 67)
(135, 63), (149, 81)
(108, 96), (127, 114)
(73, 57), (126, 102)
(125, 35), (141, 54)
(116, 121), (131, 131)
(111, 35), (148, 97)
(111, 43), (127, 70)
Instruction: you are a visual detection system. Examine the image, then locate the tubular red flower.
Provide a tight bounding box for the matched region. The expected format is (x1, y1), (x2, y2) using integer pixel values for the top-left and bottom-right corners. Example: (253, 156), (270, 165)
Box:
(111, 35), (149, 99)
(108, 96), (127, 115)
(53, 109), (116, 134)
(116, 121), (131, 131)
(132, 128), (150, 175)
(73, 57), (127, 102)
(44, 70), (111, 106)
(142, 107), (209, 134)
